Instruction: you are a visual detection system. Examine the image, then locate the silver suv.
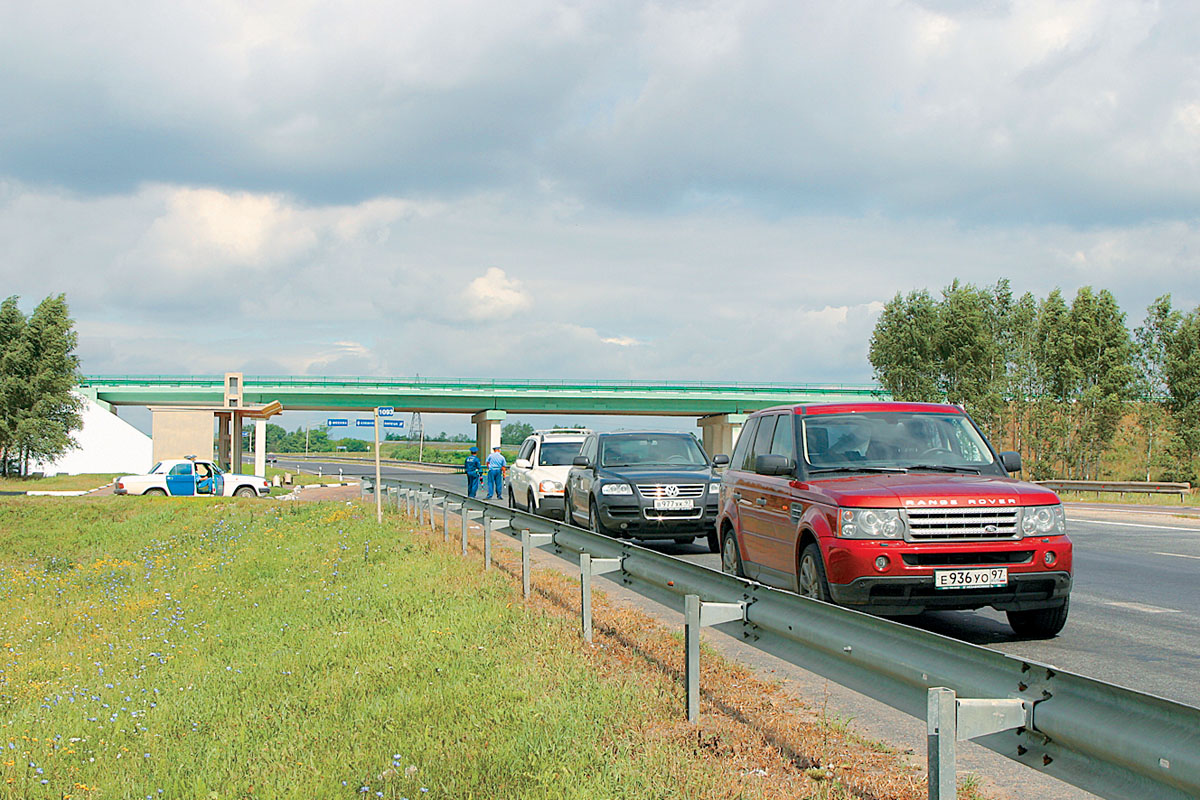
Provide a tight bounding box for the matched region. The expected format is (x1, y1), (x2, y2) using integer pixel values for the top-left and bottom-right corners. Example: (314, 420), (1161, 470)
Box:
(507, 428), (592, 518)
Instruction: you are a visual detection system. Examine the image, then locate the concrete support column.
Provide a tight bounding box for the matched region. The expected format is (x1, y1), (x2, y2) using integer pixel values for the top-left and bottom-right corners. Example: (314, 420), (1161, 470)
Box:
(471, 409), (507, 455)
(254, 419), (266, 477)
(217, 415), (231, 468)
(231, 415), (243, 475)
(697, 413), (748, 458)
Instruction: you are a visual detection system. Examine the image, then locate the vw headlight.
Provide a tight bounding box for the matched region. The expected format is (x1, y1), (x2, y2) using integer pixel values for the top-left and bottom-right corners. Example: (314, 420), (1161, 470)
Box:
(1021, 504), (1065, 536)
(538, 480), (563, 493)
(600, 483), (633, 496)
(708, 482), (721, 494)
(838, 508), (905, 540)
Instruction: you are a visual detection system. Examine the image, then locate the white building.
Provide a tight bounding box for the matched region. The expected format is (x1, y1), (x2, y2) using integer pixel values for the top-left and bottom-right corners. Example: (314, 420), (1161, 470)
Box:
(34, 394), (153, 476)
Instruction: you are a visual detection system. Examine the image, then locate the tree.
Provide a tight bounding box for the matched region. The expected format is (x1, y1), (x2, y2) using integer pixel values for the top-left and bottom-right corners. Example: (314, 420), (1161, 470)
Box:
(1164, 308), (1200, 481)
(0, 296), (26, 473)
(0, 295), (83, 476)
(868, 289), (941, 402)
(501, 421), (535, 444)
(1133, 296), (1182, 480)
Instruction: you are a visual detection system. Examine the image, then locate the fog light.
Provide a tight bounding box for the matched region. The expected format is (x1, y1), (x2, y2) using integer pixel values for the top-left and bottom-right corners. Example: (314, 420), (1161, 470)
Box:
(1044, 551), (1056, 566)
(874, 555), (890, 572)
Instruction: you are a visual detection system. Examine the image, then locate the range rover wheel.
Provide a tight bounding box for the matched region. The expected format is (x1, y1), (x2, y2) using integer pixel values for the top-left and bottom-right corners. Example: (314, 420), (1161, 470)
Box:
(143, 488), (167, 496)
(507, 487), (516, 508)
(527, 491), (537, 515)
(1006, 599), (1069, 639)
(721, 528), (745, 577)
(706, 528), (720, 554)
(797, 543), (831, 602)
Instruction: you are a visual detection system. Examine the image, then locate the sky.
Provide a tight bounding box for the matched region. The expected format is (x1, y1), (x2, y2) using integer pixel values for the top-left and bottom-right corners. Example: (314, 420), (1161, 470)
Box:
(3, 0), (1199, 435)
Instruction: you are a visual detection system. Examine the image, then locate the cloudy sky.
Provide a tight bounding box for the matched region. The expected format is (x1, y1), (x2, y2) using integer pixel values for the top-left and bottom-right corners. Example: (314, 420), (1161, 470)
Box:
(3, 0), (1199, 409)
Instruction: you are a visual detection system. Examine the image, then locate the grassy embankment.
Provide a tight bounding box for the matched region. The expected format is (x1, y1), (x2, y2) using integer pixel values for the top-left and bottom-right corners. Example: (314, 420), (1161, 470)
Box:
(0, 497), (793, 799)
(0, 474), (117, 493)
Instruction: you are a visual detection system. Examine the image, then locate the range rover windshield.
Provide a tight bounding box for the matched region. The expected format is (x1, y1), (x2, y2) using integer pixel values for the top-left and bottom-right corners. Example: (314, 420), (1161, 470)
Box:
(801, 412), (999, 474)
(600, 434), (709, 468)
(539, 441), (584, 466)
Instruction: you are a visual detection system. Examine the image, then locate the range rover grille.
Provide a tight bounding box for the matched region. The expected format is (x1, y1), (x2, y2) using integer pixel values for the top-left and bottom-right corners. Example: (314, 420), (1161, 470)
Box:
(636, 484), (706, 499)
(904, 506), (1021, 541)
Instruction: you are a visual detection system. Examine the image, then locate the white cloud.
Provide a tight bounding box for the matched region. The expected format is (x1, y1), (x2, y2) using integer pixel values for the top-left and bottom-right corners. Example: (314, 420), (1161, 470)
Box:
(463, 267), (532, 320)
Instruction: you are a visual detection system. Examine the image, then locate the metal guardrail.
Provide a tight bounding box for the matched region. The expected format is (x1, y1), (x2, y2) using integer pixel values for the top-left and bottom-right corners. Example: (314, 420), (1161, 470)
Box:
(266, 453), (464, 473)
(1037, 480), (1192, 501)
(366, 476), (1200, 800)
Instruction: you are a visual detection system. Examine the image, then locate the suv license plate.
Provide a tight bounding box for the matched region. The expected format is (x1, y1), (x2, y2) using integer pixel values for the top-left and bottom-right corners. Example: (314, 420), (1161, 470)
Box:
(654, 498), (694, 511)
(934, 568), (1008, 590)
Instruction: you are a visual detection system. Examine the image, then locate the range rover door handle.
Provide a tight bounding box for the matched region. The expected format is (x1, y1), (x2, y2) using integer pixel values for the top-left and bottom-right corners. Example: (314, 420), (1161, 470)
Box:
(754, 498), (768, 507)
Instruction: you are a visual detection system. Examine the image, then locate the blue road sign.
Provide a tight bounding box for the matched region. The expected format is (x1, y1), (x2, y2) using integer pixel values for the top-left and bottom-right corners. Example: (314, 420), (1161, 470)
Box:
(355, 419), (375, 427)
(383, 420), (404, 428)
(377, 406), (395, 416)
(327, 418), (348, 427)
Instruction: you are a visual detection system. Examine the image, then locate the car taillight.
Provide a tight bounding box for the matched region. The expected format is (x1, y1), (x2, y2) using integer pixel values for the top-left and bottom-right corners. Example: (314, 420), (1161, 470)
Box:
(116, 482), (123, 491)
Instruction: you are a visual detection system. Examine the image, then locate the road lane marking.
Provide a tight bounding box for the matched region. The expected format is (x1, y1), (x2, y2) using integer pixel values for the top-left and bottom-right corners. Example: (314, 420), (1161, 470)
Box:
(1154, 552), (1200, 560)
(1104, 601), (1181, 614)
(1071, 519), (1200, 532)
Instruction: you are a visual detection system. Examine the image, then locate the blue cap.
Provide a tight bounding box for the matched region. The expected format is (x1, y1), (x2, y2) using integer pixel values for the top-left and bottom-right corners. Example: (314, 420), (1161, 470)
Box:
(469, 446), (478, 453)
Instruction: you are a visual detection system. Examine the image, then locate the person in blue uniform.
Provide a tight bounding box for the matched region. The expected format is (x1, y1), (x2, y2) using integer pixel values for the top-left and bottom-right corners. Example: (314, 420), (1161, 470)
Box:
(484, 444), (507, 500)
(464, 447), (482, 498)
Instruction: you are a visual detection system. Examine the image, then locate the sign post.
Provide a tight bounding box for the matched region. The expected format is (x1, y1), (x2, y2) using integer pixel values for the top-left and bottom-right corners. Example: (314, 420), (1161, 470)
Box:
(373, 408), (383, 524)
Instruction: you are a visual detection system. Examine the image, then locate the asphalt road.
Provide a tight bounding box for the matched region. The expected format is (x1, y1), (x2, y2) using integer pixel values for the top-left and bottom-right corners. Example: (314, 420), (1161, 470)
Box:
(273, 457), (1200, 798)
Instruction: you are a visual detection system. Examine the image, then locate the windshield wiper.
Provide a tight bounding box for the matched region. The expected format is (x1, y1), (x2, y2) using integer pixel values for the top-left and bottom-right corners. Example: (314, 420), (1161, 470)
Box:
(806, 466), (909, 475)
(907, 464), (980, 474)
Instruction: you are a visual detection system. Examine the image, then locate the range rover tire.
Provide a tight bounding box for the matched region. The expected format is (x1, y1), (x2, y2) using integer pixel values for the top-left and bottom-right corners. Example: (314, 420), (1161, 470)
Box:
(507, 487), (516, 508)
(234, 486), (256, 498)
(797, 543), (831, 602)
(721, 528), (745, 578)
(1006, 599), (1069, 638)
(143, 488), (167, 496)
(527, 491), (537, 515)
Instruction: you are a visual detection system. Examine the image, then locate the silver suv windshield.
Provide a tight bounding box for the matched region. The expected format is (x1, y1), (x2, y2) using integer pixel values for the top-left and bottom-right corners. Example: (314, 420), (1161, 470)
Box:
(599, 434), (709, 468)
(539, 441), (584, 466)
(802, 412), (996, 474)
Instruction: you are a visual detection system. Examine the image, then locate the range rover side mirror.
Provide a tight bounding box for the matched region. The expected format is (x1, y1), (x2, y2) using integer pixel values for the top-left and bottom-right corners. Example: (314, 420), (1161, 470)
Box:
(572, 456), (591, 468)
(999, 451), (1022, 473)
(711, 454), (730, 467)
(754, 454), (795, 476)
(514, 458), (532, 469)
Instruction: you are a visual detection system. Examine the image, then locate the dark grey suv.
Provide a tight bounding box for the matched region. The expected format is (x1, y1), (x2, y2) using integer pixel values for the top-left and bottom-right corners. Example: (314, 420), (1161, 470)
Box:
(563, 431), (728, 551)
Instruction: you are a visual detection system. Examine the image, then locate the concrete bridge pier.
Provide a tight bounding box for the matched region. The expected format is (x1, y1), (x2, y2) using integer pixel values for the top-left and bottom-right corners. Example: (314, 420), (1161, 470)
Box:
(697, 413), (747, 458)
(472, 409), (507, 455)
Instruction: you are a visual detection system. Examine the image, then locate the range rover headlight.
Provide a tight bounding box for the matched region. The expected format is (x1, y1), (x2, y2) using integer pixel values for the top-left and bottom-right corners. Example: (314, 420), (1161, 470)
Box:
(538, 480), (563, 493)
(838, 508), (905, 539)
(1021, 504), (1065, 536)
(600, 483), (633, 496)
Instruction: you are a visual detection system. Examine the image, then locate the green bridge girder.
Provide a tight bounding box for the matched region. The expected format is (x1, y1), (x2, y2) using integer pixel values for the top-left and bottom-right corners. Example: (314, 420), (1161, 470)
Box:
(78, 375), (885, 416)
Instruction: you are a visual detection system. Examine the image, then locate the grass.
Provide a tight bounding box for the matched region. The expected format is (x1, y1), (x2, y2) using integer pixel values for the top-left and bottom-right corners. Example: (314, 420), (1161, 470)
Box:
(0, 497), (779, 799)
(0, 474), (117, 493)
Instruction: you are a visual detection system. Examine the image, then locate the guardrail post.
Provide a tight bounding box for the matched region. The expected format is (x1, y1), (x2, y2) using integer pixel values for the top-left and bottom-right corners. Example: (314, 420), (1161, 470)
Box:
(927, 688), (956, 800)
(683, 597), (746, 723)
(427, 495), (436, 531)
(521, 530), (553, 599)
(460, 506), (468, 555)
(442, 503), (449, 536)
(580, 554), (622, 643)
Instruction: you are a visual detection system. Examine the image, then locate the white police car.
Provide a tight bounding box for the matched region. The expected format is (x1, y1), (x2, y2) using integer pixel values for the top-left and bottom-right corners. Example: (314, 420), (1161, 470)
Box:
(114, 457), (270, 498)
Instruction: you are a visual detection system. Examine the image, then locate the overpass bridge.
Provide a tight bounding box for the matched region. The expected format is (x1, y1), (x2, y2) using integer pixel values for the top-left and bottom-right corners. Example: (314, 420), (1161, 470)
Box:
(78, 375), (884, 455)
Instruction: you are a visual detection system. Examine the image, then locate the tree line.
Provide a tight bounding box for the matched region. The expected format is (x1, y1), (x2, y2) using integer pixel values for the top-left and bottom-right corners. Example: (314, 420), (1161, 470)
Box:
(0, 295), (82, 477)
(869, 280), (1200, 482)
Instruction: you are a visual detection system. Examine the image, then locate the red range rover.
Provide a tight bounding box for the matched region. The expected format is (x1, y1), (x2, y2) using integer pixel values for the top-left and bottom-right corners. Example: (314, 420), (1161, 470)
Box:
(716, 402), (1072, 637)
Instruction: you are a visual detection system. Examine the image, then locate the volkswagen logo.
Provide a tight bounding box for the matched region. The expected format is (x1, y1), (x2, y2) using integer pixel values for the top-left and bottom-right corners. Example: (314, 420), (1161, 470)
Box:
(665, 484), (680, 497)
